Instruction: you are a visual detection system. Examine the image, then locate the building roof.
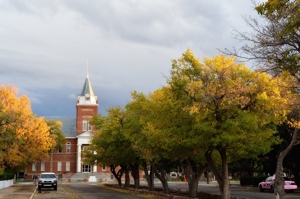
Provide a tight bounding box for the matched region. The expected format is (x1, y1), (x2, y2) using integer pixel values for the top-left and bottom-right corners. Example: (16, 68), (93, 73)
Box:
(80, 75), (94, 97)
(44, 116), (76, 137)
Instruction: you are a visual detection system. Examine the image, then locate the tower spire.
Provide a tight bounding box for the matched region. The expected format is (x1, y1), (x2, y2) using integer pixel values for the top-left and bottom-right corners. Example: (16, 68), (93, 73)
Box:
(80, 59), (94, 97)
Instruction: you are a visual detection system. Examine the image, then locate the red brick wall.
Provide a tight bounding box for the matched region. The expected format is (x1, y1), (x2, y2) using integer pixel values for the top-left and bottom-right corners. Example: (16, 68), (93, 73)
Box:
(76, 104), (98, 136)
(25, 138), (77, 179)
(96, 164), (113, 173)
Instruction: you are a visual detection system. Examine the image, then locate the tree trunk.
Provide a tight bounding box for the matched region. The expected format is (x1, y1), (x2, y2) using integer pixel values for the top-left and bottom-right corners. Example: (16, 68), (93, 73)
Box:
(274, 128), (299, 199)
(124, 168), (130, 188)
(130, 163), (140, 189)
(160, 173), (169, 194)
(151, 161), (169, 194)
(188, 177), (199, 198)
(205, 171), (210, 184)
(183, 158), (207, 198)
(142, 161), (154, 191)
(205, 149), (230, 199)
(110, 164), (123, 186)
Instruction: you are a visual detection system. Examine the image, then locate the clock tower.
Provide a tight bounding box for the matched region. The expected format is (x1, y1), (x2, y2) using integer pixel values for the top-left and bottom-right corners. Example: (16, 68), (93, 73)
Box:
(76, 73), (99, 172)
(76, 74), (98, 136)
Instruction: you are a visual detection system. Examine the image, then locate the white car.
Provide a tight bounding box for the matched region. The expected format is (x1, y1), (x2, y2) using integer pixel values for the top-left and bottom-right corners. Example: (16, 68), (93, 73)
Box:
(38, 172), (57, 191)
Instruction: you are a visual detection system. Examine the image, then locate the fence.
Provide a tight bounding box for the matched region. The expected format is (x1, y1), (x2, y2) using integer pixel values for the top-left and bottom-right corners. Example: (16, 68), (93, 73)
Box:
(0, 179), (13, 190)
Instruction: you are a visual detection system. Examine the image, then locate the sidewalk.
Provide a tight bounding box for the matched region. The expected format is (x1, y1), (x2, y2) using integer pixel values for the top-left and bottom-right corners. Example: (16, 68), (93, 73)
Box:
(0, 183), (36, 199)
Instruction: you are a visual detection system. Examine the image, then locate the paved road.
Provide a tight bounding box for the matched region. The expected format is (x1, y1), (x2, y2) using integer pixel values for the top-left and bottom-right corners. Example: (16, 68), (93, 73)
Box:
(34, 183), (148, 199)
(1, 181), (299, 199)
(0, 183), (35, 199)
(164, 181), (300, 199)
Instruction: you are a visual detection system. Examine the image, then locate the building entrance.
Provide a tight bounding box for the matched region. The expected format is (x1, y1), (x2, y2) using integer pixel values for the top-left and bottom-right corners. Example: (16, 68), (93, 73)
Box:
(82, 164), (91, 172)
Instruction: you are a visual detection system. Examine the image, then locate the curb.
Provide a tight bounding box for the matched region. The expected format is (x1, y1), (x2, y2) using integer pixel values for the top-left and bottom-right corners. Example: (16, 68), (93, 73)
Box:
(29, 186), (37, 199)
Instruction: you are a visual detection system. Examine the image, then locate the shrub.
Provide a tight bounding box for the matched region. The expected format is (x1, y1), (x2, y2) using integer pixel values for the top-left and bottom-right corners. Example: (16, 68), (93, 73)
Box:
(0, 170), (14, 181)
(240, 176), (268, 186)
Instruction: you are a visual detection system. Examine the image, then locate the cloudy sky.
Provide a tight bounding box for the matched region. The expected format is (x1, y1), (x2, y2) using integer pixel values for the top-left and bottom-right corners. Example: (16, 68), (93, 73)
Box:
(0, 0), (261, 116)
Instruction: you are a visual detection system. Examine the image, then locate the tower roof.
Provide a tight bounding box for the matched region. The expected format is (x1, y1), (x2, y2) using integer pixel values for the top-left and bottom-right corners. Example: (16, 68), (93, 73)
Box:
(80, 75), (95, 96)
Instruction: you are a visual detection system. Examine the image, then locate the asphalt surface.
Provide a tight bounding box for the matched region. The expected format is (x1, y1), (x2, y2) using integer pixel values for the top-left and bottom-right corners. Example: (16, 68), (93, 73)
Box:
(0, 183), (35, 199)
(1, 180), (299, 199)
(0, 181), (238, 199)
(0, 182), (149, 199)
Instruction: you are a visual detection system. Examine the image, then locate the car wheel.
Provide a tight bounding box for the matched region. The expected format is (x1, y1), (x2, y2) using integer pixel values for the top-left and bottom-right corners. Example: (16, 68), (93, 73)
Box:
(54, 186), (57, 191)
(38, 186), (41, 191)
(259, 185), (264, 192)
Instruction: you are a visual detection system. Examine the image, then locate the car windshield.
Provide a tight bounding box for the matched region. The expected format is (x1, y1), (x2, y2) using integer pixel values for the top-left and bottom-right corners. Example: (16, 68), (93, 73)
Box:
(266, 177), (273, 181)
(40, 174), (56, 178)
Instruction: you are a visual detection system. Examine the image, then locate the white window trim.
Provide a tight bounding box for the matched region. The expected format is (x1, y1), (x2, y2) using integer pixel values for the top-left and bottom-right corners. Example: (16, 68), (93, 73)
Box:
(41, 162), (45, 171)
(32, 162), (37, 171)
(88, 123), (92, 131)
(66, 162), (70, 171)
(58, 162), (62, 171)
(66, 143), (71, 154)
(83, 120), (87, 131)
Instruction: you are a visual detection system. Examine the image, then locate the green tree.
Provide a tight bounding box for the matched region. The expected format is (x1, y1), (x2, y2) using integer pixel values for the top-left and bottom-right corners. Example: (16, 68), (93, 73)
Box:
(261, 121), (300, 179)
(256, 0), (300, 38)
(125, 91), (157, 192)
(84, 108), (140, 187)
(168, 50), (295, 199)
(223, 1), (300, 197)
(127, 88), (208, 197)
(46, 120), (66, 172)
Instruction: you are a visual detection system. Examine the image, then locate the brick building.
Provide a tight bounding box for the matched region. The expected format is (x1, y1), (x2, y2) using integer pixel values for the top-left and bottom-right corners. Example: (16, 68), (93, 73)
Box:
(24, 74), (112, 182)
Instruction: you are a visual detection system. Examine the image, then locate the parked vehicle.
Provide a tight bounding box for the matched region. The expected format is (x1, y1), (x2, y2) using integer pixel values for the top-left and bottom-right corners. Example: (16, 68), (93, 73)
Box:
(170, 172), (178, 179)
(38, 172), (57, 191)
(258, 175), (297, 193)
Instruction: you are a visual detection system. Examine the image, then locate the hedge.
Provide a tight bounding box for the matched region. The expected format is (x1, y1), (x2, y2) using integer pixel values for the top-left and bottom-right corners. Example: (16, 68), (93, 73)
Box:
(0, 170), (14, 181)
(240, 176), (268, 186)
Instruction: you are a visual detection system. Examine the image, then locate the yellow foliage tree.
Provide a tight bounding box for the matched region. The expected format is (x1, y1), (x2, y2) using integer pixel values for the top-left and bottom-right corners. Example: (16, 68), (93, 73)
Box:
(168, 50), (298, 199)
(0, 85), (53, 172)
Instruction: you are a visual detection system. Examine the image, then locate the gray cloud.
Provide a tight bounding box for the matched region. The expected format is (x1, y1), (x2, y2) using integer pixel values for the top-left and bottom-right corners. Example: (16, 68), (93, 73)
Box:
(0, 0), (261, 116)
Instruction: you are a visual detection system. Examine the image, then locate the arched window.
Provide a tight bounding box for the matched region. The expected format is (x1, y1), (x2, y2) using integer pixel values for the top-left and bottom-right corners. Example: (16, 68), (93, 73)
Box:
(83, 120), (87, 131)
(88, 122), (92, 131)
(66, 142), (71, 154)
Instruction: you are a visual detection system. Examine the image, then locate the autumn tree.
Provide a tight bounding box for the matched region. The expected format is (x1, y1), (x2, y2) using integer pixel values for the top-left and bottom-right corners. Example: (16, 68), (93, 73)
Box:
(168, 50), (296, 199)
(223, 1), (300, 197)
(0, 85), (53, 173)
